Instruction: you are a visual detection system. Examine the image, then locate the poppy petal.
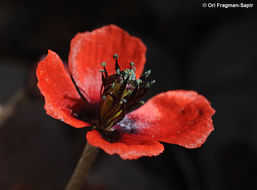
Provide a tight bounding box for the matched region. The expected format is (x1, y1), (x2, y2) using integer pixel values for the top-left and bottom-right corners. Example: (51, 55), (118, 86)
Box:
(68, 24), (147, 103)
(87, 130), (164, 160)
(124, 90), (215, 148)
(36, 50), (89, 128)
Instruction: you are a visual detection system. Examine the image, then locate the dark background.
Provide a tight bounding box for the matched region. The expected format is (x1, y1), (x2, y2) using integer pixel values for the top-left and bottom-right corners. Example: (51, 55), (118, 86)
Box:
(0, 0), (257, 190)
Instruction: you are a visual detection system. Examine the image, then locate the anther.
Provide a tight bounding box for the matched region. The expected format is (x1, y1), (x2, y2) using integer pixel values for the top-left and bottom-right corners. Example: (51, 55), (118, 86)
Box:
(121, 99), (127, 103)
(113, 53), (119, 59)
(100, 62), (108, 78)
(144, 70), (151, 77)
(136, 79), (142, 85)
(101, 62), (106, 67)
(140, 69), (151, 81)
(150, 80), (156, 85)
(116, 69), (120, 75)
(113, 53), (120, 72)
(138, 100), (144, 105)
(130, 62), (135, 66)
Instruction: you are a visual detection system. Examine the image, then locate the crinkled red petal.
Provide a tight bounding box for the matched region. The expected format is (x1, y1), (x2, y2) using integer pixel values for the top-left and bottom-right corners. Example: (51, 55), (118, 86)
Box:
(87, 130), (164, 160)
(126, 90), (215, 148)
(36, 50), (90, 128)
(68, 24), (147, 104)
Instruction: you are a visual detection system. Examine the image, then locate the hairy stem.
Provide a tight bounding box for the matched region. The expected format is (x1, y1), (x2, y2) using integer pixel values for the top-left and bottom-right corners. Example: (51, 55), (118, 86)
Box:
(65, 143), (99, 190)
(0, 88), (27, 127)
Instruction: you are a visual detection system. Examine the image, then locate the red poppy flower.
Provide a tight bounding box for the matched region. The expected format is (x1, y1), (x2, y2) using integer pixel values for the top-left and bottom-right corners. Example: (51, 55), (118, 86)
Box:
(36, 25), (215, 160)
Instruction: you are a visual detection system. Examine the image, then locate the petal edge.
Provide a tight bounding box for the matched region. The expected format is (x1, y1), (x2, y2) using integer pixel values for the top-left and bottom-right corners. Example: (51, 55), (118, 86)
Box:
(87, 130), (164, 160)
(126, 90), (215, 148)
(36, 50), (89, 128)
(68, 24), (147, 104)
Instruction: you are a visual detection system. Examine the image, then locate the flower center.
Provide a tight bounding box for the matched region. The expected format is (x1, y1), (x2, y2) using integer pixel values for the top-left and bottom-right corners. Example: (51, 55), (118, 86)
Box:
(97, 54), (155, 130)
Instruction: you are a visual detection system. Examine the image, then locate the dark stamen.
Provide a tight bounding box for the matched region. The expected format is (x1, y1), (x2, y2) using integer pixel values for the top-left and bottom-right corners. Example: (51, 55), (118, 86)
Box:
(113, 53), (120, 72)
(98, 55), (155, 130)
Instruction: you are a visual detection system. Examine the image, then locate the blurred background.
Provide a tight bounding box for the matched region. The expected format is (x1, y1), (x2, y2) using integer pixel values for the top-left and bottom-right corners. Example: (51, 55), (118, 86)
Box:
(0, 0), (256, 189)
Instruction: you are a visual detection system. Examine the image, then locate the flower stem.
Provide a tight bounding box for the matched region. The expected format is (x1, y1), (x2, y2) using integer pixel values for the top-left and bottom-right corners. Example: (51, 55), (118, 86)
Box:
(65, 142), (99, 190)
(0, 88), (27, 127)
